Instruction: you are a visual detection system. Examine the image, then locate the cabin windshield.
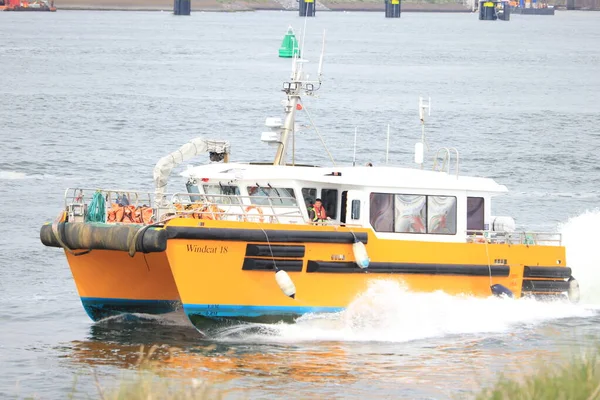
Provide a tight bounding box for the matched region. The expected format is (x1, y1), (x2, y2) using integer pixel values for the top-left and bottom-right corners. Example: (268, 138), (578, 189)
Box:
(247, 186), (297, 206)
(203, 184), (241, 204)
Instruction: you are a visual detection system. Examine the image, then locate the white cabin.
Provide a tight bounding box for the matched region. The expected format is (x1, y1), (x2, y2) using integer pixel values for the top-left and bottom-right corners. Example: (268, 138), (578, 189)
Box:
(178, 162), (509, 243)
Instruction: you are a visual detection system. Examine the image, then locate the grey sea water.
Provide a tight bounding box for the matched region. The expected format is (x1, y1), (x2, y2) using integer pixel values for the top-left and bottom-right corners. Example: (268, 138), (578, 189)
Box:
(1, 9), (600, 399)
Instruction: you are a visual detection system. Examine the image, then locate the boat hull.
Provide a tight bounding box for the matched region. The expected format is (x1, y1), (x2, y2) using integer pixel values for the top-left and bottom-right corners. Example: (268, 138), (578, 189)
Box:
(511, 6), (554, 14)
(164, 218), (571, 328)
(3, 6), (56, 11)
(65, 250), (181, 321)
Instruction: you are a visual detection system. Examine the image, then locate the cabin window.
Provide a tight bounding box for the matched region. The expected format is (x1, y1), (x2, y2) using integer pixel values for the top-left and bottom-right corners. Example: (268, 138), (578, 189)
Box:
(351, 200), (361, 220)
(247, 186), (297, 206)
(467, 197), (485, 231)
(394, 195), (427, 233)
(302, 188), (317, 209)
(427, 196), (457, 235)
(203, 184), (240, 204)
(369, 193), (394, 232)
(321, 189), (338, 219)
(370, 192), (457, 235)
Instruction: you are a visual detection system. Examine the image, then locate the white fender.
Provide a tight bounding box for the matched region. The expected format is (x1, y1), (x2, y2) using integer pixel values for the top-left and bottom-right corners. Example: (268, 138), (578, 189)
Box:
(353, 241), (370, 269)
(275, 269), (296, 298)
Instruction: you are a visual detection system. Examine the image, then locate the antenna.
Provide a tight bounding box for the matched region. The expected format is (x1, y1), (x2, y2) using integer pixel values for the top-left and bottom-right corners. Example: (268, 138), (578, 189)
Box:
(416, 96), (431, 169)
(300, 13), (309, 62)
(317, 30), (326, 81)
(386, 124), (390, 165)
(272, 21), (329, 166)
(353, 126), (358, 167)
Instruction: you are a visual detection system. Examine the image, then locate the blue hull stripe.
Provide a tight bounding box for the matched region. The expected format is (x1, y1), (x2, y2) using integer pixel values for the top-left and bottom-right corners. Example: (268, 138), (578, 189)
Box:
(81, 297), (179, 305)
(183, 304), (344, 318)
(80, 297), (180, 321)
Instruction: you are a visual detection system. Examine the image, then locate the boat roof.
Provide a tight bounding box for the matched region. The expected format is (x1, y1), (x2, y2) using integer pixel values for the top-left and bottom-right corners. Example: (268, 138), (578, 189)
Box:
(182, 162), (508, 194)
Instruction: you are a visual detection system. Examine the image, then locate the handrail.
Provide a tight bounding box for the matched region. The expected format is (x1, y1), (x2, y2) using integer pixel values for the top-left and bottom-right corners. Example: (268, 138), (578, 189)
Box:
(64, 187), (155, 209)
(466, 230), (562, 246)
(432, 147), (460, 178)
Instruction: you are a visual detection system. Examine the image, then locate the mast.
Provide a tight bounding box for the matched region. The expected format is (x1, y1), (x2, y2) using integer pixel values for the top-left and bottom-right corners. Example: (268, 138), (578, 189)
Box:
(272, 30), (326, 166)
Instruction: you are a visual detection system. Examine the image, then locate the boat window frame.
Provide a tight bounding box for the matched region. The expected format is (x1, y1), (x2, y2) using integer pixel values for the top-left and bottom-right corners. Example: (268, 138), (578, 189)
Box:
(467, 196), (485, 231)
(369, 192), (458, 236)
(202, 184), (241, 204)
(247, 186), (297, 206)
(426, 195), (457, 235)
(321, 188), (338, 220)
(351, 200), (361, 220)
(301, 188), (317, 209)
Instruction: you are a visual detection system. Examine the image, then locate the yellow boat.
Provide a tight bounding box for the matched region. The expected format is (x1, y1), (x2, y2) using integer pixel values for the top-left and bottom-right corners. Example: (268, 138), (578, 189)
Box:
(40, 33), (578, 329)
(40, 191), (181, 321)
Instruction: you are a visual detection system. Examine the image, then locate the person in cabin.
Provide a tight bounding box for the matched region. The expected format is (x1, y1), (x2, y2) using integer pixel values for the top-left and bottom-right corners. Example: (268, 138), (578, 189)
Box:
(308, 198), (329, 224)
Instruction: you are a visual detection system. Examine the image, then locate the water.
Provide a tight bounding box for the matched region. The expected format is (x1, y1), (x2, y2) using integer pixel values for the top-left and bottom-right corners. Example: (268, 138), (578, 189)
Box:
(1, 9), (599, 399)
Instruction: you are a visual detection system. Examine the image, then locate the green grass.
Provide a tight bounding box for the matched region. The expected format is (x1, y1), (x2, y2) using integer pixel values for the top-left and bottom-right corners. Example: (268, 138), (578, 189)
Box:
(97, 345), (229, 400)
(473, 349), (600, 400)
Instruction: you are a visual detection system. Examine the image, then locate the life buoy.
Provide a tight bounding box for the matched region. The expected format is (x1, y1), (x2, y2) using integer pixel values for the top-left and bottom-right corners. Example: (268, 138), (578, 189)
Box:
(244, 205), (264, 223)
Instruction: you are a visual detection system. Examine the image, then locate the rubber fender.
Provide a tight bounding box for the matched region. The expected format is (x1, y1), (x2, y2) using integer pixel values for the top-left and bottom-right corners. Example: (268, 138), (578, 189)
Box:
(490, 284), (514, 298)
(40, 222), (167, 253)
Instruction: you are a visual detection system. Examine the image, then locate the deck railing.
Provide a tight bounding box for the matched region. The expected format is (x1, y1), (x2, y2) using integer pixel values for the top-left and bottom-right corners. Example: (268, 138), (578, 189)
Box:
(63, 187), (157, 224)
(168, 192), (308, 224)
(64, 188), (154, 209)
(466, 230), (562, 246)
(63, 188), (310, 225)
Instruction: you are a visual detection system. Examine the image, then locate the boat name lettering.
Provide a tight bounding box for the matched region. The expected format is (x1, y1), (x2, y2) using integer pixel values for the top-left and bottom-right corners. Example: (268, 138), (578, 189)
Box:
(186, 244), (229, 254)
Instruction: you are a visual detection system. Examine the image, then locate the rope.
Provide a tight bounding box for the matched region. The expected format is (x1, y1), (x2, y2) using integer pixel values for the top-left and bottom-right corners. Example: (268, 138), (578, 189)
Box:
(300, 102), (336, 166)
(128, 223), (155, 258)
(127, 215), (179, 258)
(483, 233), (493, 287)
(85, 191), (106, 223)
(259, 227), (278, 272)
(51, 212), (92, 257)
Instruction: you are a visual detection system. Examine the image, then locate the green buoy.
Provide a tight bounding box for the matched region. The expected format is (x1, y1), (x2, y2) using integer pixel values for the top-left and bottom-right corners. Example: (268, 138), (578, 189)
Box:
(278, 26), (300, 58)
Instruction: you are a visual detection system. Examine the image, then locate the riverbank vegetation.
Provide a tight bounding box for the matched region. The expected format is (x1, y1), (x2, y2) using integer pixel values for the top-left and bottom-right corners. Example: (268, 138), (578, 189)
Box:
(97, 345), (228, 400)
(473, 348), (600, 400)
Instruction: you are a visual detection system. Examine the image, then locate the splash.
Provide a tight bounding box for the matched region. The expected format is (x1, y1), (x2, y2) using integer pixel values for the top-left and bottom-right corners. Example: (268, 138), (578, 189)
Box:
(0, 170), (30, 180)
(0, 170), (50, 180)
(560, 208), (600, 304)
(94, 309), (192, 327)
(213, 280), (594, 344)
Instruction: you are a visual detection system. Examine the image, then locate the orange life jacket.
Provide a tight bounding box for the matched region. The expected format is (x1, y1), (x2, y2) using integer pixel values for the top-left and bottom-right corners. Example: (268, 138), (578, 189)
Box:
(314, 204), (327, 220)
